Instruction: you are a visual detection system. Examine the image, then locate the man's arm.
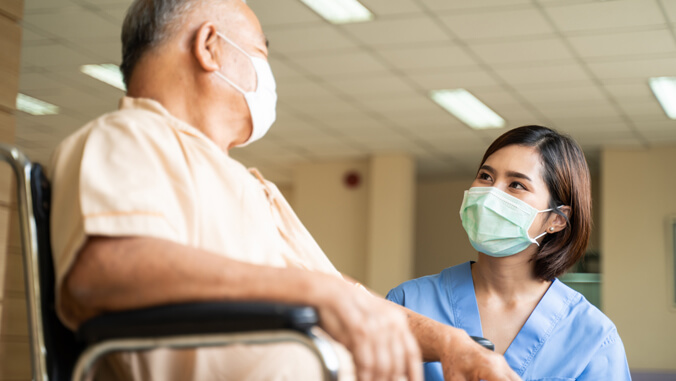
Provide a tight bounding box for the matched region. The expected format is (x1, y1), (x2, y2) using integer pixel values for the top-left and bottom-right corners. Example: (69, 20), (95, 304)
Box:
(64, 236), (422, 381)
(403, 308), (522, 381)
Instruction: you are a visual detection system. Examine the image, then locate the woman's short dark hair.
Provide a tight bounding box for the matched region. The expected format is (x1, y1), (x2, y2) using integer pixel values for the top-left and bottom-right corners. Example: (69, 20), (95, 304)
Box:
(479, 125), (592, 280)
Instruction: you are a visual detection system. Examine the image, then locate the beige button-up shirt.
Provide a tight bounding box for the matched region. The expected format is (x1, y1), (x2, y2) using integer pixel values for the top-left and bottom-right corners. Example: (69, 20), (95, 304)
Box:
(50, 97), (352, 380)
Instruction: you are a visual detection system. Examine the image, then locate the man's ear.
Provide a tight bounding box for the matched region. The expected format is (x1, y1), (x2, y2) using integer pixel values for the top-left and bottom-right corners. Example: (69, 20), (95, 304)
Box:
(549, 206), (571, 233)
(193, 21), (221, 72)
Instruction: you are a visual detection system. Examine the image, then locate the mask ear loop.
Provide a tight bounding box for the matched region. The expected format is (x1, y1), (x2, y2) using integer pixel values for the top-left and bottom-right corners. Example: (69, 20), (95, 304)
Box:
(214, 32), (254, 94)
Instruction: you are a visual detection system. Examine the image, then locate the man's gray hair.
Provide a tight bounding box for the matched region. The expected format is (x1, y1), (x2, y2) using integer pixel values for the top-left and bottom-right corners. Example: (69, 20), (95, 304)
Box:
(120, 0), (200, 87)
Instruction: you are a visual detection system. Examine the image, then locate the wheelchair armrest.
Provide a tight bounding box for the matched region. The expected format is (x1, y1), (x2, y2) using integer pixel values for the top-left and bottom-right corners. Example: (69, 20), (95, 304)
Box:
(76, 301), (319, 345)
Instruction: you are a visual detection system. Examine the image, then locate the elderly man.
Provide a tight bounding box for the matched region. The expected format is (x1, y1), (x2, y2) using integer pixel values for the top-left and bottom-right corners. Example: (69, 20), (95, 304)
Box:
(50, 0), (520, 380)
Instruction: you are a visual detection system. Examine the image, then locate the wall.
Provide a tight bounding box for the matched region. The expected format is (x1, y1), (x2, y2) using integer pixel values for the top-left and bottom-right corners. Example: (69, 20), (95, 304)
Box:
(293, 159), (371, 282)
(602, 146), (676, 373)
(0, 0), (27, 379)
(293, 155), (415, 295)
(414, 178), (476, 278)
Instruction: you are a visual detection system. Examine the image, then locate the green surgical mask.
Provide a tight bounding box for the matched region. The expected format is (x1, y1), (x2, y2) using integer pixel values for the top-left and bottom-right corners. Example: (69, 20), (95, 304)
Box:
(459, 187), (556, 257)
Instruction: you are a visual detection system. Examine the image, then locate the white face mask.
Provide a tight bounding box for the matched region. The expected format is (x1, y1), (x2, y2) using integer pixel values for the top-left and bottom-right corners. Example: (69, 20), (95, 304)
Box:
(214, 32), (277, 147)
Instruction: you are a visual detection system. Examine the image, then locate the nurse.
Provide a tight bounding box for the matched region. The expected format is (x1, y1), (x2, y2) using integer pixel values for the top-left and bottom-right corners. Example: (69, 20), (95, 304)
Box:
(387, 125), (631, 380)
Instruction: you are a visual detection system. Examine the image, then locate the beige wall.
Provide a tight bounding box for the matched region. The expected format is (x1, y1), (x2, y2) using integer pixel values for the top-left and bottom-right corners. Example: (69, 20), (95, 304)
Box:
(0, 0), (27, 379)
(293, 159), (371, 282)
(293, 155), (415, 294)
(414, 178), (476, 278)
(365, 154), (415, 295)
(602, 146), (676, 372)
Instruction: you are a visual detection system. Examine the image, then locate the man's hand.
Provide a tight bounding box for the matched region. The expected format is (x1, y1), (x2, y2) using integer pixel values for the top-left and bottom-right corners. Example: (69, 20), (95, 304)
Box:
(437, 332), (521, 381)
(401, 307), (521, 381)
(314, 278), (423, 381)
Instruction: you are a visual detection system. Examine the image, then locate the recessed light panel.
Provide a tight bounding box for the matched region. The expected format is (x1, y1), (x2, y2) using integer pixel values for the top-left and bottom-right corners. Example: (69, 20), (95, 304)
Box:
(430, 89), (505, 129)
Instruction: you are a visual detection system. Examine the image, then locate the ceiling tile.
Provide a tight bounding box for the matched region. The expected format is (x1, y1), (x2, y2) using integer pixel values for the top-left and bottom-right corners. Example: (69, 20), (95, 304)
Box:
(469, 37), (574, 65)
(641, 130), (676, 145)
(19, 72), (65, 91)
(543, 0), (664, 32)
(21, 43), (102, 69)
(587, 57), (676, 80)
(325, 74), (418, 96)
(78, 40), (123, 64)
(417, 0), (530, 12)
(21, 25), (53, 44)
(535, 100), (620, 119)
(490, 103), (538, 121)
(24, 7), (121, 42)
(360, 93), (440, 115)
(287, 51), (389, 77)
(468, 87), (524, 106)
(277, 79), (334, 100)
(495, 63), (591, 86)
(603, 81), (655, 100)
(567, 130), (642, 149)
(407, 68), (498, 90)
(97, 3), (129, 24)
(614, 99), (668, 119)
(567, 29), (676, 58)
(40, 67), (126, 102)
(359, 0), (424, 15)
(287, 95), (364, 117)
(517, 85), (608, 105)
(376, 44), (477, 71)
(661, 0), (676, 22)
(248, 0), (323, 27)
(342, 17), (450, 46)
(268, 58), (307, 79)
(632, 119), (676, 132)
(24, 0), (76, 12)
(265, 25), (358, 54)
(439, 8), (554, 41)
(547, 115), (627, 131)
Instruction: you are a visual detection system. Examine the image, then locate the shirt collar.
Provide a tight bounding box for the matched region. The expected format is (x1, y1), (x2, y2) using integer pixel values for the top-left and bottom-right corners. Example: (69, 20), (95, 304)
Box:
(118, 96), (220, 149)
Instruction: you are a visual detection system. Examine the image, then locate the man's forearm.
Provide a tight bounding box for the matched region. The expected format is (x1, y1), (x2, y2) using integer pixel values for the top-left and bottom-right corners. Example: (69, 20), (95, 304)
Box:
(399, 305), (458, 362)
(64, 236), (335, 326)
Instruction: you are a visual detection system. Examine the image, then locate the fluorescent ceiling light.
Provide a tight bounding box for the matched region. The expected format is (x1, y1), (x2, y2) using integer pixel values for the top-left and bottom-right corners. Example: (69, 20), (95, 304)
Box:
(80, 64), (126, 91)
(649, 77), (676, 120)
(16, 93), (59, 116)
(300, 0), (374, 24)
(430, 89), (505, 129)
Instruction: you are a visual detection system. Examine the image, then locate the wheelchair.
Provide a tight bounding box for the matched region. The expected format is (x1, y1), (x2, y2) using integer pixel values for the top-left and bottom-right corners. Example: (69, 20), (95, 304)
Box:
(0, 143), (339, 381)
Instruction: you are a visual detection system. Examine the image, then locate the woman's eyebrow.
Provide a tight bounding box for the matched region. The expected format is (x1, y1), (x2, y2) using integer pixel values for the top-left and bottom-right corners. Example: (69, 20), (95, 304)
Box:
(506, 171), (532, 182)
(481, 165), (532, 182)
(480, 165), (494, 173)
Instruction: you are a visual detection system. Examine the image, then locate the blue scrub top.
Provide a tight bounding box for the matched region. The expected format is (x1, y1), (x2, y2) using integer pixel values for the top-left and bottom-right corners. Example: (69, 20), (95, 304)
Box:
(386, 262), (631, 381)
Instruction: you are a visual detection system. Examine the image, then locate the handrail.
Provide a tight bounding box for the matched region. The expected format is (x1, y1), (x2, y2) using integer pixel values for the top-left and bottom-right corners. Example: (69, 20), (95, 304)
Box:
(0, 143), (47, 381)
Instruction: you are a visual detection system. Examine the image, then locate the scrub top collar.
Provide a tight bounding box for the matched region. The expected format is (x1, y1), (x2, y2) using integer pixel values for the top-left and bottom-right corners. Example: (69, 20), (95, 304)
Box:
(446, 261), (578, 378)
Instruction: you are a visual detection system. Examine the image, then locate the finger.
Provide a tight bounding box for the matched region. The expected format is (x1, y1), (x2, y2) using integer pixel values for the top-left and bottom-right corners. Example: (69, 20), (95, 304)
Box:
(371, 315), (394, 381)
(354, 338), (375, 381)
(402, 326), (422, 381)
(387, 327), (405, 379)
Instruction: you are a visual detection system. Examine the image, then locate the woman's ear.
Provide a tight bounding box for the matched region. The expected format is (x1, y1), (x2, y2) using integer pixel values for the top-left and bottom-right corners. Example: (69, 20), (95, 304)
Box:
(193, 21), (221, 72)
(549, 206), (571, 233)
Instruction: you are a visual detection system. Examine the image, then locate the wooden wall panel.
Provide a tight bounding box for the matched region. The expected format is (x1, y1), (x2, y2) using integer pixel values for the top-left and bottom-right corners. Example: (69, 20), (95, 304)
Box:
(0, 1), (25, 378)
(0, 340), (30, 380)
(0, 0), (22, 22)
(0, 16), (21, 112)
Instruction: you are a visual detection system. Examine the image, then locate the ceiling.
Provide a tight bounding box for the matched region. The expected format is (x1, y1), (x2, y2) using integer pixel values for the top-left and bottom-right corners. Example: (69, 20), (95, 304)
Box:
(15, 0), (676, 184)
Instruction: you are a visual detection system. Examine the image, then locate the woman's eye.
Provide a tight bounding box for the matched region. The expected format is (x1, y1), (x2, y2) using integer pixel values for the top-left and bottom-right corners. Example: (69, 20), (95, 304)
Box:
(511, 182), (525, 190)
(478, 172), (492, 181)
